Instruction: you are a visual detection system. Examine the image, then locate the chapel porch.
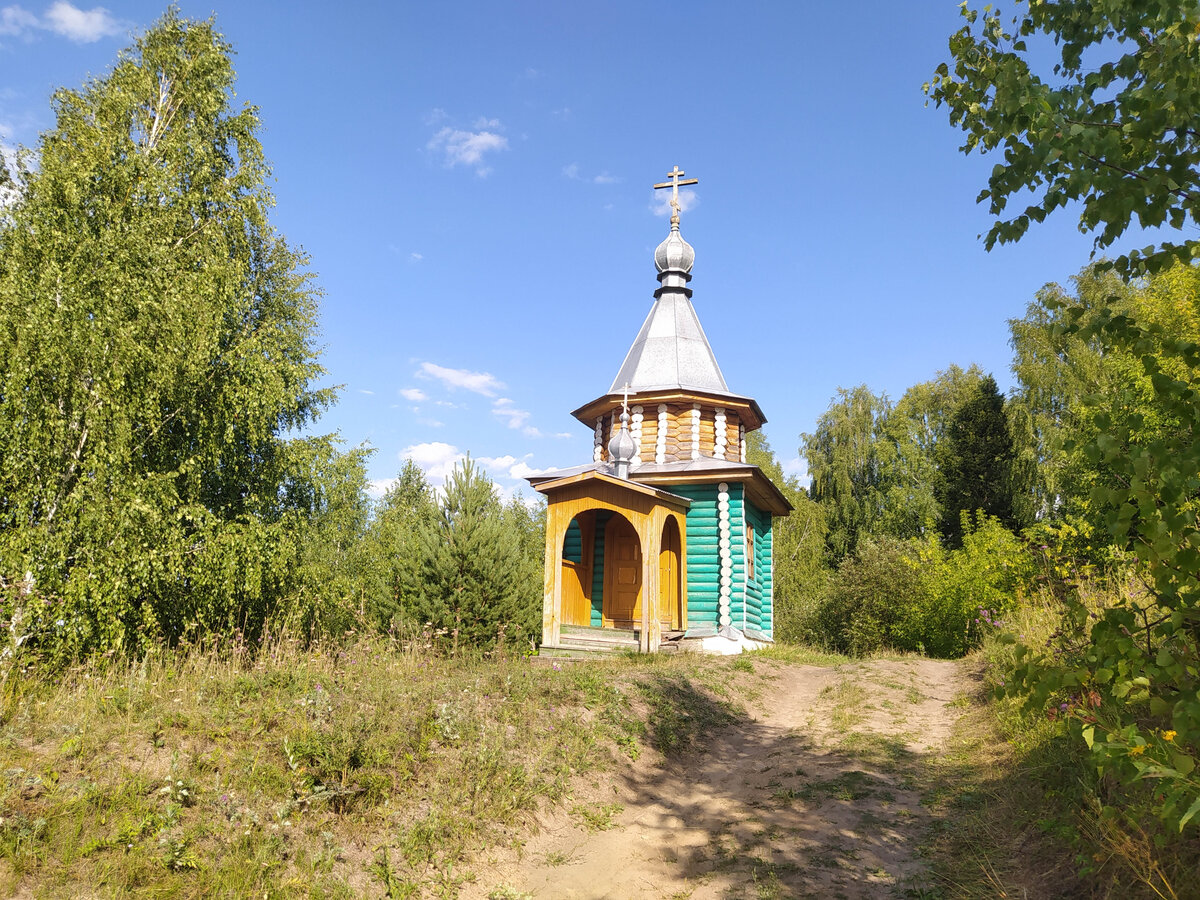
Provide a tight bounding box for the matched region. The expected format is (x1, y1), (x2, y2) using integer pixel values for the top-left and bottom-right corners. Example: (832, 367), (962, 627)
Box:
(532, 470), (690, 654)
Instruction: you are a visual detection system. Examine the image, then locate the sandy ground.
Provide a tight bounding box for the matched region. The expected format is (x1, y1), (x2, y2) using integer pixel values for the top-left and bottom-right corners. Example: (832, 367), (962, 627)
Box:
(468, 656), (970, 899)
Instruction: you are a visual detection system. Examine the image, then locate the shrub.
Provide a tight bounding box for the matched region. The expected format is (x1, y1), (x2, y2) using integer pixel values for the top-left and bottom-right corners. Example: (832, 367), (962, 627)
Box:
(909, 513), (1034, 657)
(812, 516), (1033, 658)
(815, 537), (926, 656)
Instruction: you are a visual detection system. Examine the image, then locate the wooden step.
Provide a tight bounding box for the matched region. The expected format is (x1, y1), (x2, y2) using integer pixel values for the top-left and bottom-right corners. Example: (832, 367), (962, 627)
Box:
(560, 627), (638, 648)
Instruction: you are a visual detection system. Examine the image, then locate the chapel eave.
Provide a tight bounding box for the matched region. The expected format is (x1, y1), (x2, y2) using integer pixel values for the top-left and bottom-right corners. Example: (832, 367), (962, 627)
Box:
(571, 388), (766, 433)
(527, 459), (792, 517)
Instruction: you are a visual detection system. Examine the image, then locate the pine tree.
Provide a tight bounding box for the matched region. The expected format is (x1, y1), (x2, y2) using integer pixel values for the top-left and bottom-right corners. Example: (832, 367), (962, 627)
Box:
(936, 375), (1018, 546)
(411, 458), (534, 651)
(361, 460), (437, 631)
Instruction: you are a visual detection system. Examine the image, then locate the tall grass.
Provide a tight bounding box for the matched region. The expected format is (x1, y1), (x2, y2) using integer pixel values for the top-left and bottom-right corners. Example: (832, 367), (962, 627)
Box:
(961, 577), (1200, 899)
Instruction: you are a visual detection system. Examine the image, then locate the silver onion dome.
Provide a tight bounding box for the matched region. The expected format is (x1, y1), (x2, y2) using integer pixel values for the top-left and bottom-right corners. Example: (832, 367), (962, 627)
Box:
(608, 409), (637, 478)
(654, 222), (695, 275)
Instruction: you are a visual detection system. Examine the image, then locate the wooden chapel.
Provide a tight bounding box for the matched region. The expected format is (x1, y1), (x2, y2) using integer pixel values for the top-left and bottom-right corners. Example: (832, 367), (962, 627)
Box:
(527, 167), (791, 656)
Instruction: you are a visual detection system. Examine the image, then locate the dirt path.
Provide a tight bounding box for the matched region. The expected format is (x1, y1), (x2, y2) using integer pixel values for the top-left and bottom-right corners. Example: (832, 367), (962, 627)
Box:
(470, 657), (970, 899)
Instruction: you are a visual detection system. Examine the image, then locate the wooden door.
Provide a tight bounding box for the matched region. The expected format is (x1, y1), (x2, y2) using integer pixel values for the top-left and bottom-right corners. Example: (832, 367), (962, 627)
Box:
(659, 519), (681, 630)
(603, 516), (641, 628)
(562, 561), (590, 626)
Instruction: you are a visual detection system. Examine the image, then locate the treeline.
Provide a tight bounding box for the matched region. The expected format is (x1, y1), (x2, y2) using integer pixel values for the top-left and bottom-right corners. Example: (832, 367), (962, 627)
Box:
(0, 12), (542, 671)
(754, 361), (1033, 659)
(756, 259), (1200, 861)
(764, 263), (1200, 663)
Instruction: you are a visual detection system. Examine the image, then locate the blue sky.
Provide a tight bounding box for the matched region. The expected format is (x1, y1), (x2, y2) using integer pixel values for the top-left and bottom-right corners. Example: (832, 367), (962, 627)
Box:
(0, 2), (1143, 500)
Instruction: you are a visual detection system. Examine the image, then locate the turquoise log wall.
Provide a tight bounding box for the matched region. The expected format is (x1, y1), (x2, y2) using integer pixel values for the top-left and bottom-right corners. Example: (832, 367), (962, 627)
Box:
(761, 518), (774, 635)
(728, 484), (746, 631)
(589, 510), (612, 626)
(563, 518), (584, 564)
(742, 502), (773, 636)
(666, 484), (720, 626)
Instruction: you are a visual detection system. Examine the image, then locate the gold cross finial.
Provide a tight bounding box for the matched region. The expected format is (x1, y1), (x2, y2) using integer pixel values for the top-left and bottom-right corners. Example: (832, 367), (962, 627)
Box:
(653, 165), (699, 226)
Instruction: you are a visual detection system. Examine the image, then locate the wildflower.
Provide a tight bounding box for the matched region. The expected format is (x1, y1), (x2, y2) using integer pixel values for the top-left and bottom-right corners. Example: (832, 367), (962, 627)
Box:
(1163, 730), (1177, 743)
(1128, 745), (1146, 756)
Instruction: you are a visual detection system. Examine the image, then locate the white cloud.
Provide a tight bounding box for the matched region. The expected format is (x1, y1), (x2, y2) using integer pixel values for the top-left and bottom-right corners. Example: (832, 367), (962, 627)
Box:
(400, 441), (464, 486)
(783, 456), (805, 476)
(477, 454), (518, 473)
(399, 387), (427, 402)
(510, 460), (552, 479)
(554, 432), (573, 439)
(473, 116), (501, 129)
(409, 252), (423, 262)
(562, 162), (580, 180)
(593, 171), (620, 184)
(491, 397), (529, 429)
(492, 398), (542, 437)
(427, 125), (508, 176)
(651, 187), (698, 217)
(477, 454), (552, 482)
(0, 5), (38, 37)
(0, 2), (122, 43)
(358, 389), (375, 395)
(418, 361), (504, 397)
(44, 2), (122, 42)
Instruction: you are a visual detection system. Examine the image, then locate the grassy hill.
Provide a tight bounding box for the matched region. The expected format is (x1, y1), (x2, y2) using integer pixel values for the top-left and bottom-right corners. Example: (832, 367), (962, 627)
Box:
(0, 636), (792, 898)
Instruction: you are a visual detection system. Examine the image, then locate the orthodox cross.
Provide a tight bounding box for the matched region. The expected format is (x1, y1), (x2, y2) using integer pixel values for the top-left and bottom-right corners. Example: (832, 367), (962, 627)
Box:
(653, 165), (698, 226)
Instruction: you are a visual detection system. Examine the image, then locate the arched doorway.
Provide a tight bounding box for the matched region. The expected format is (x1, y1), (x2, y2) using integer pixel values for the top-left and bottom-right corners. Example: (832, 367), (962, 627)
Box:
(602, 514), (641, 628)
(660, 516), (682, 630)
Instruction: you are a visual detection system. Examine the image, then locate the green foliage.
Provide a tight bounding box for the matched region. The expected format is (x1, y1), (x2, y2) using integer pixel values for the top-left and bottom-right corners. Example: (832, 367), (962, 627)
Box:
(357, 461), (438, 632)
(802, 385), (890, 560)
(0, 10), (334, 660)
(803, 368), (1024, 560)
(926, 0), (1200, 276)
(1009, 266), (1142, 532)
(815, 537), (926, 656)
(410, 458), (540, 651)
(930, 0), (1200, 833)
(288, 440), (377, 637)
(1001, 297), (1200, 833)
(911, 514), (1034, 658)
(743, 431), (829, 644)
(878, 364), (987, 540)
(810, 517), (1032, 659)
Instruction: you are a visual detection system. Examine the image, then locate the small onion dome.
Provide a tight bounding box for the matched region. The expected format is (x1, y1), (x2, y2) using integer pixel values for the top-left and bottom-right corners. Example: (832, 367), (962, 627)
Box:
(654, 222), (695, 275)
(608, 410), (637, 477)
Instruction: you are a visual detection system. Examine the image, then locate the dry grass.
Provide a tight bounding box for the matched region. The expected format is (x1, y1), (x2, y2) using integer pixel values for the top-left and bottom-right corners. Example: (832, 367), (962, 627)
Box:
(924, 585), (1200, 900)
(0, 634), (754, 898)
